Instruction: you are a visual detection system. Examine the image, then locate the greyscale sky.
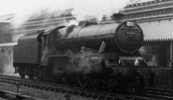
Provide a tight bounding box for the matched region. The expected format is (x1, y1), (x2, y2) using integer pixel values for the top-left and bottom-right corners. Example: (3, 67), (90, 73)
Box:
(0, 0), (153, 15)
(0, 0), (153, 26)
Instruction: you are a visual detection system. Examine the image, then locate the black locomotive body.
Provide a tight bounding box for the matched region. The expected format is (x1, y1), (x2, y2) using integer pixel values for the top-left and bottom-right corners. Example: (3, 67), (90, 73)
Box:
(14, 21), (145, 92)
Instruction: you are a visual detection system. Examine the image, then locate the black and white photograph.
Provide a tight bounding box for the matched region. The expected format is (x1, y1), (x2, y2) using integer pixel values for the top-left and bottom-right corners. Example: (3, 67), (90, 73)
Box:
(0, 0), (172, 100)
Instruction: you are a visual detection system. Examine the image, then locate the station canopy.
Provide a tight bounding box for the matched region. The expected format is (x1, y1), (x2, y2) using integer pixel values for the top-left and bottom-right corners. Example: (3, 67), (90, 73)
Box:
(140, 20), (173, 41)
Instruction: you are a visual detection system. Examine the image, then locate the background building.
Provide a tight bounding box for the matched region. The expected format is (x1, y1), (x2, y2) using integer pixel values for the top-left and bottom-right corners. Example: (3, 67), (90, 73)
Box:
(120, 0), (173, 88)
(120, 0), (173, 68)
(0, 22), (17, 75)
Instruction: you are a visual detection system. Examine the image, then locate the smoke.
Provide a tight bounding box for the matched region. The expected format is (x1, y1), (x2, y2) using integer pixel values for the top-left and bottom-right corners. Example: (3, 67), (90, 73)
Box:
(0, 0), (131, 28)
(0, 47), (15, 76)
(67, 48), (103, 74)
(72, 0), (130, 20)
(0, 23), (18, 76)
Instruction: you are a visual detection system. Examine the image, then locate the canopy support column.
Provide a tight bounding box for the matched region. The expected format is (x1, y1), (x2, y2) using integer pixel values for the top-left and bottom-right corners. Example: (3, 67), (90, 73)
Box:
(170, 41), (173, 68)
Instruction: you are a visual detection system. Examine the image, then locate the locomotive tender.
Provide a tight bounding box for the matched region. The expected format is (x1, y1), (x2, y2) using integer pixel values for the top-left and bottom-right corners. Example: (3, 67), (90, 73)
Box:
(14, 21), (144, 91)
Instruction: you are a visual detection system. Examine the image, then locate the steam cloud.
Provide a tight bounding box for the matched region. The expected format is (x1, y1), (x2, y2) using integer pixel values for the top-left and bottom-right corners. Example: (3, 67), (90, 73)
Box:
(0, 47), (15, 76)
(0, 0), (132, 28)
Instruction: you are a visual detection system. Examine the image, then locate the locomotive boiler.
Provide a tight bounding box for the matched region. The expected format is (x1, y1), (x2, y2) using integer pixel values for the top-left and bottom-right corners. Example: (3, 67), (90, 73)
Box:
(14, 21), (144, 92)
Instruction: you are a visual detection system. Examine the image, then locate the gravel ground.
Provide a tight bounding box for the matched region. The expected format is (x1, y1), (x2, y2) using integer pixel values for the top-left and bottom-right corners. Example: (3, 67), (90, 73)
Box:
(0, 82), (95, 100)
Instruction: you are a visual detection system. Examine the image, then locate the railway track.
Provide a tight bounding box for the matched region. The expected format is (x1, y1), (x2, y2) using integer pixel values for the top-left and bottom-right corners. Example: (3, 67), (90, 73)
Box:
(0, 75), (172, 100)
(0, 89), (38, 100)
(145, 87), (173, 100)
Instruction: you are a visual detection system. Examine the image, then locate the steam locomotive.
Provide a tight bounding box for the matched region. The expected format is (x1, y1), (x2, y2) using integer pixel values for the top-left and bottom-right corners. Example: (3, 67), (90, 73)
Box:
(14, 21), (144, 92)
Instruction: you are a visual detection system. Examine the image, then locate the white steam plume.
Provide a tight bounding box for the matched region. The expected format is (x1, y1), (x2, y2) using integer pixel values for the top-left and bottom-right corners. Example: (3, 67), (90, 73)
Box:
(0, 0), (131, 28)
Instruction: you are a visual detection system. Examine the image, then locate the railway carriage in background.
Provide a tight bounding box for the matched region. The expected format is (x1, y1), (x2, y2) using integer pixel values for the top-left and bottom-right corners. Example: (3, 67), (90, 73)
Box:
(14, 21), (145, 92)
